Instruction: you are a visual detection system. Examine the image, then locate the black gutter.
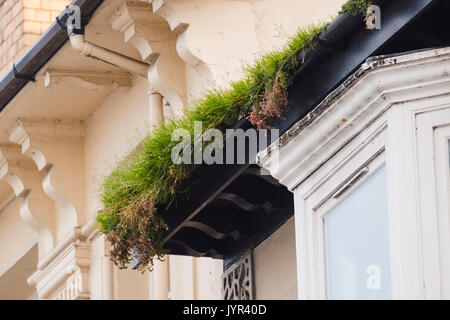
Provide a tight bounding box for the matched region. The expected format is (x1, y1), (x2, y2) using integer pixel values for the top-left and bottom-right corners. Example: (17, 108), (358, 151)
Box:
(275, 0), (436, 133)
(0, 0), (104, 112)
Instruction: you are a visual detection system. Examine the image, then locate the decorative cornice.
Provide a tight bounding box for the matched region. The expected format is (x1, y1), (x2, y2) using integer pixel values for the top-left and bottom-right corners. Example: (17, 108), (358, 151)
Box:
(257, 47), (450, 190)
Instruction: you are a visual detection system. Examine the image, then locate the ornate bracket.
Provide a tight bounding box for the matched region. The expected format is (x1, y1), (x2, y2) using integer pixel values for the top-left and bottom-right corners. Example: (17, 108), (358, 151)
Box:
(0, 148), (54, 259)
(146, 0), (264, 89)
(110, 1), (187, 116)
(9, 120), (85, 241)
(146, 0), (214, 88)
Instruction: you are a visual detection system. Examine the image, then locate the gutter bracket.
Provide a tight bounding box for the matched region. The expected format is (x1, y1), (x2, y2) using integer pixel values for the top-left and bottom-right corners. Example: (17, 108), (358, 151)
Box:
(55, 16), (66, 29)
(13, 64), (35, 83)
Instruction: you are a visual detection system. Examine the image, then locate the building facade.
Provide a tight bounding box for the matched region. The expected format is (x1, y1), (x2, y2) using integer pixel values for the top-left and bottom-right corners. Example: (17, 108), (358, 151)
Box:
(0, 0), (71, 77)
(0, 0), (449, 301)
(0, 0), (346, 300)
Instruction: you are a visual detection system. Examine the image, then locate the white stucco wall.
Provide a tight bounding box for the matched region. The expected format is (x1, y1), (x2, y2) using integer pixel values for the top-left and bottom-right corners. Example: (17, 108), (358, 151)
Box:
(0, 198), (37, 276)
(253, 217), (298, 299)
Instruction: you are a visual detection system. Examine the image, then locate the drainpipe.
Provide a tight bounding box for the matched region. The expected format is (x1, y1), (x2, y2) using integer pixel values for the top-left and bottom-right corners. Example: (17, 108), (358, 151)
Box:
(153, 259), (170, 300)
(69, 34), (149, 77)
(102, 249), (114, 300)
(148, 89), (164, 128)
(68, 33), (164, 127)
(149, 88), (168, 298)
(150, 87), (168, 298)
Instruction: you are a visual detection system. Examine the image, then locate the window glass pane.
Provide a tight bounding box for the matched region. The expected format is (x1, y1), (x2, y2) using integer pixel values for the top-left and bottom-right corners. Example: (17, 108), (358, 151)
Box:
(324, 167), (391, 299)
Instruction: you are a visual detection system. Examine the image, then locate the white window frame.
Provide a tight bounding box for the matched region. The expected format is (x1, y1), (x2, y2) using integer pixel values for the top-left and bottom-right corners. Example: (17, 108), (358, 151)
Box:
(293, 99), (450, 300)
(386, 99), (450, 299)
(414, 107), (450, 298)
(258, 47), (450, 300)
(294, 114), (388, 300)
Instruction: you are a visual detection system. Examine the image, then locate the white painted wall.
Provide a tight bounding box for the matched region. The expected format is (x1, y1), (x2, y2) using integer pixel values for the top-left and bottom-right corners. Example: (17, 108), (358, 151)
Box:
(0, 198), (37, 276)
(253, 217), (298, 300)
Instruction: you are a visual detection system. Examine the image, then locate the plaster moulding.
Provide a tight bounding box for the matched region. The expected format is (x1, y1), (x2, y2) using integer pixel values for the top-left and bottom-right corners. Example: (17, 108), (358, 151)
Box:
(257, 47), (450, 191)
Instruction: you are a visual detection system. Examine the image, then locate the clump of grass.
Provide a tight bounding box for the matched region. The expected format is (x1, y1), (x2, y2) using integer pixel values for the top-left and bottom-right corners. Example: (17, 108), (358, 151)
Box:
(97, 23), (328, 271)
(340, 0), (372, 16)
(247, 24), (326, 128)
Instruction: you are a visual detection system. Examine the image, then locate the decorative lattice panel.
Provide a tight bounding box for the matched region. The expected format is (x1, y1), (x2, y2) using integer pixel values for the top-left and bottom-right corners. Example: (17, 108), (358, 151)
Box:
(222, 252), (253, 300)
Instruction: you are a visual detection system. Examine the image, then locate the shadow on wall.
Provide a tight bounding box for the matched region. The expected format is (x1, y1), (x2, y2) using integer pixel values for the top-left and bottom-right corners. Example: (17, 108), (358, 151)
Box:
(0, 244), (38, 300)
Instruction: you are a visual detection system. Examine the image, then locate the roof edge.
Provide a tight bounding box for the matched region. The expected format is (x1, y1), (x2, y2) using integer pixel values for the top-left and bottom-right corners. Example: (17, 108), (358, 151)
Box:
(257, 46), (450, 169)
(0, 0), (104, 113)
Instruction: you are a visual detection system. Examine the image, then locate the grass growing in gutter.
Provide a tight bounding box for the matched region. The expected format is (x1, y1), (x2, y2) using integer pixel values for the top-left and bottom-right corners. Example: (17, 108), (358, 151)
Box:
(97, 23), (327, 271)
(340, 0), (372, 15)
(97, 0), (372, 272)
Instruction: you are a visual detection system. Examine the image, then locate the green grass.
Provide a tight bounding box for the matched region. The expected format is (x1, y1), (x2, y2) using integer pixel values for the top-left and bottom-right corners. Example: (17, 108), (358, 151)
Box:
(97, 0), (370, 271)
(98, 24), (325, 226)
(340, 0), (372, 16)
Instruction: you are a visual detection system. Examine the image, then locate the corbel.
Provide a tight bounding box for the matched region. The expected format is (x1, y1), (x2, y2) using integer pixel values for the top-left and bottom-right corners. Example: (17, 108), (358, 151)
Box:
(0, 147), (55, 260)
(110, 1), (187, 116)
(9, 120), (85, 239)
(44, 69), (132, 91)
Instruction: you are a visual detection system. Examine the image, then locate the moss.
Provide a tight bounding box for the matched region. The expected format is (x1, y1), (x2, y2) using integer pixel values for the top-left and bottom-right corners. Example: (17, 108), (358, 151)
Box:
(340, 0), (372, 16)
